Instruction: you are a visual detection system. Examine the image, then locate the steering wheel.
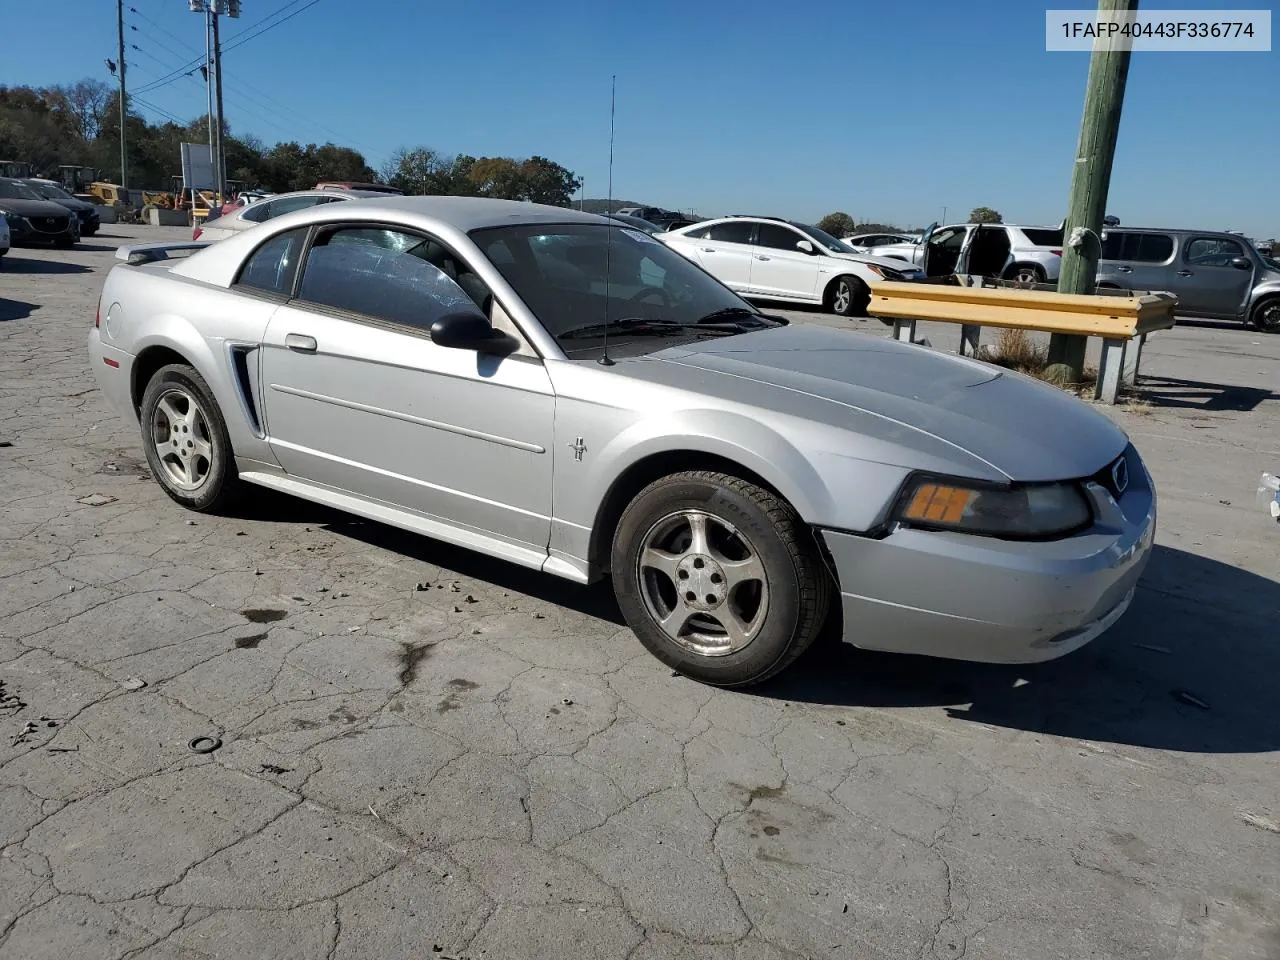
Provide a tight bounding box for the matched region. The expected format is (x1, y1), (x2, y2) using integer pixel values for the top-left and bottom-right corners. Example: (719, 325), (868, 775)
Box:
(628, 285), (676, 309)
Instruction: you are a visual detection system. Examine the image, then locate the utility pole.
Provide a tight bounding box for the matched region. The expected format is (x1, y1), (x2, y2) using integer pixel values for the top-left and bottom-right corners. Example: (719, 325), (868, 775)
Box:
(116, 0), (127, 188)
(212, 8), (226, 201)
(1047, 0), (1138, 382)
(203, 5), (216, 198)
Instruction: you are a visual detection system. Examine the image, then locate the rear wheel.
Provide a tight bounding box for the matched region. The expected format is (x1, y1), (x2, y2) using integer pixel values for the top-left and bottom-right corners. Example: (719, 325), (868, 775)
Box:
(1004, 263), (1045, 284)
(139, 363), (240, 512)
(827, 275), (870, 318)
(611, 471), (831, 687)
(1251, 296), (1280, 334)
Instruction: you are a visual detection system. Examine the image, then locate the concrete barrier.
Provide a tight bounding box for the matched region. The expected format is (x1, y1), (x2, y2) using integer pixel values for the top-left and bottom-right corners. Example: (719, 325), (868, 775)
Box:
(145, 207), (189, 227)
(94, 205), (117, 224)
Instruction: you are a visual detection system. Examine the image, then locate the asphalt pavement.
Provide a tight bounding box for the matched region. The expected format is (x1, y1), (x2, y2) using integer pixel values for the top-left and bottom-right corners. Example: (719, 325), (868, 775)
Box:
(0, 225), (1277, 960)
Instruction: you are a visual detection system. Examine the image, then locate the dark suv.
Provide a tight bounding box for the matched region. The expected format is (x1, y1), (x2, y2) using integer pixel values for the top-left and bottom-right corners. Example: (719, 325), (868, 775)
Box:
(24, 179), (100, 236)
(1096, 227), (1280, 332)
(0, 177), (80, 247)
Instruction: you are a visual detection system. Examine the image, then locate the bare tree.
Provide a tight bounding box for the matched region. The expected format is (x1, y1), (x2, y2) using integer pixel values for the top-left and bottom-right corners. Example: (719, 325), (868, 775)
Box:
(61, 79), (113, 141)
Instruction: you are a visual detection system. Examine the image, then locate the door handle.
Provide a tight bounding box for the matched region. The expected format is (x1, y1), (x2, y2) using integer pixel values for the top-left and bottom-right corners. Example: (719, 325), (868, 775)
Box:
(701, 247), (716, 253)
(1116, 265), (1132, 273)
(755, 255), (771, 261)
(1176, 269), (1193, 277)
(284, 333), (317, 353)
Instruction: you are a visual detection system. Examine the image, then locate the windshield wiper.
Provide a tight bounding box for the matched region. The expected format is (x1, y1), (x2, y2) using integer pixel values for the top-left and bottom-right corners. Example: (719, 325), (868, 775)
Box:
(696, 307), (765, 324)
(559, 318), (748, 340)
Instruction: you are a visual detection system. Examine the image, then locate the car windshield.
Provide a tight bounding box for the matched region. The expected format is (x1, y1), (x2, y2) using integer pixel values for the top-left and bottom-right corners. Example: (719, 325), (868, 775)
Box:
(793, 223), (851, 254)
(470, 222), (781, 358)
(31, 183), (72, 200)
(0, 180), (43, 201)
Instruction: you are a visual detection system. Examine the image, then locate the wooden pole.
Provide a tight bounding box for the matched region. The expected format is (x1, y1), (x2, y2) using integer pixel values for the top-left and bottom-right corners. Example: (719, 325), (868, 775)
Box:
(213, 9), (226, 202)
(1046, 0), (1137, 382)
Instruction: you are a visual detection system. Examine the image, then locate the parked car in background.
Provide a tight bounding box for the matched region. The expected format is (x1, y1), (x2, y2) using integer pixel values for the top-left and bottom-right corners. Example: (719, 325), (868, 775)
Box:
(314, 181), (403, 195)
(608, 213), (667, 235)
(876, 223), (1065, 283)
(24, 178), (100, 236)
(0, 177), (80, 247)
(843, 232), (918, 254)
(88, 196), (1154, 687)
(616, 206), (695, 230)
(663, 215), (924, 316)
(192, 189), (391, 241)
(0, 212), (10, 260)
(1095, 226), (1280, 332)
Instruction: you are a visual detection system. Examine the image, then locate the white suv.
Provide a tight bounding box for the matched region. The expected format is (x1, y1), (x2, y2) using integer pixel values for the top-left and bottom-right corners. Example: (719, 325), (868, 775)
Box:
(875, 223), (1065, 284)
(662, 216), (924, 316)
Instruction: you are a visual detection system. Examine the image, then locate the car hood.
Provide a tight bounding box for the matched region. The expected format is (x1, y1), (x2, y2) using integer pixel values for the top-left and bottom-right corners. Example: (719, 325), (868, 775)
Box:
(645, 324), (1128, 482)
(47, 197), (95, 212)
(0, 197), (73, 218)
(823, 250), (922, 271)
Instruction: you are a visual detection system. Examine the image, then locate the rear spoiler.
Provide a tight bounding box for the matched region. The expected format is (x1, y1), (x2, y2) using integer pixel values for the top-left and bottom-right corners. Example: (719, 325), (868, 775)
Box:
(115, 241), (210, 266)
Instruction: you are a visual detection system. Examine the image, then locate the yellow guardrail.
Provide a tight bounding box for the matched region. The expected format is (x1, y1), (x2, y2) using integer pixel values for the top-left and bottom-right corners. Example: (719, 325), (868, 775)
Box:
(866, 280), (1177, 403)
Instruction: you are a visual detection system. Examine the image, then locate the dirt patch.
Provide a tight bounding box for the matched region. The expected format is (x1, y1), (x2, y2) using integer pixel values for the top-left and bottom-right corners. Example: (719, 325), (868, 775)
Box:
(397, 642), (433, 685)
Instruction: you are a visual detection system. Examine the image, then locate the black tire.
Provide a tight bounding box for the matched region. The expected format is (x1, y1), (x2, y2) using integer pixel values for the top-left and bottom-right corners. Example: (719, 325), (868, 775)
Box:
(139, 363), (240, 512)
(610, 470), (831, 687)
(1003, 263), (1045, 284)
(826, 275), (870, 318)
(1250, 296), (1280, 334)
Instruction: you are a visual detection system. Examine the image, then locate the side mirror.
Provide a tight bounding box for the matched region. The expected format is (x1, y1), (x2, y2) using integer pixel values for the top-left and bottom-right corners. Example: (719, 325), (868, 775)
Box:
(1230, 255), (1253, 270)
(796, 239), (816, 255)
(429, 311), (517, 355)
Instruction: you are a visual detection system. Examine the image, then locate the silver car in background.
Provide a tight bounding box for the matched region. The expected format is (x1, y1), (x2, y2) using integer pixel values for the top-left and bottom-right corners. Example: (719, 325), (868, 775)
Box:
(1095, 226), (1280, 332)
(194, 188), (390, 241)
(88, 197), (1155, 687)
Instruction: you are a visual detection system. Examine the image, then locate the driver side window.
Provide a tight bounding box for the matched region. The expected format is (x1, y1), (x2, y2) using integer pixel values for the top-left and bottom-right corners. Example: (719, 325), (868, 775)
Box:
(296, 227), (486, 334)
(755, 223), (807, 252)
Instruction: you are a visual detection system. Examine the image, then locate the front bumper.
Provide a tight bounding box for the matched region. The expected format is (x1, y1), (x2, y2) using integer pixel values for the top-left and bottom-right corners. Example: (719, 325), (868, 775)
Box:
(822, 450), (1156, 664)
(7, 216), (77, 244)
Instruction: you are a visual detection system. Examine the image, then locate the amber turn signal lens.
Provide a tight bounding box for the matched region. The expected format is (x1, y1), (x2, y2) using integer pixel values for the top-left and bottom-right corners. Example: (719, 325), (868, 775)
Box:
(903, 483), (976, 525)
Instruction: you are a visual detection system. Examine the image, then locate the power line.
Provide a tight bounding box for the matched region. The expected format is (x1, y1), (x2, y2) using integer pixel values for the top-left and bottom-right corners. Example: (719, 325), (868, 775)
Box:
(129, 12), (353, 147)
(132, 0), (317, 94)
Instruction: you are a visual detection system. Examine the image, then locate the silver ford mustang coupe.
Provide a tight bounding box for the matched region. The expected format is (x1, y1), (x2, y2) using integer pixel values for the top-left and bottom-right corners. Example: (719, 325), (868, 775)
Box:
(88, 197), (1155, 687)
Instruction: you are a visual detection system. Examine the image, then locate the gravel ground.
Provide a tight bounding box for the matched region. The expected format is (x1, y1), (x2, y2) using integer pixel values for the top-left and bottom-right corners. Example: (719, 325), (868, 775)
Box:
(0, 225), (1277, 960)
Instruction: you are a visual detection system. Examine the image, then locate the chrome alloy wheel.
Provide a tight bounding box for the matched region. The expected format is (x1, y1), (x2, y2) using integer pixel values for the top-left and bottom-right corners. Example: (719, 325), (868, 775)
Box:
(635, 509), (770, 657)
(150, 387), (215, 492)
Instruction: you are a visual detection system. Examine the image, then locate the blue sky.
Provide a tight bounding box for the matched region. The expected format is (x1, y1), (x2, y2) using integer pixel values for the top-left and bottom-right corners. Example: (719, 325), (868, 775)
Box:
(4, 0), (1276, 234)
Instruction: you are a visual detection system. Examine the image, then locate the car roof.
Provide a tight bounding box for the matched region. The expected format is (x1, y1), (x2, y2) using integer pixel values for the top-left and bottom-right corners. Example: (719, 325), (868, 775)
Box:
(169, 196), (613, 286)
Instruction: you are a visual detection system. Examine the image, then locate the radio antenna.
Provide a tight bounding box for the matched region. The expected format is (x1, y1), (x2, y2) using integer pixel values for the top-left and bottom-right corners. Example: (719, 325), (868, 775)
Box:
(598, 74), (617, 367)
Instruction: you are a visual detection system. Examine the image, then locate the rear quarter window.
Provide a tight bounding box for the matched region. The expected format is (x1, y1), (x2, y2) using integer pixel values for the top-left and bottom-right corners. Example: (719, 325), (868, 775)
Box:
(234, 228), (308, 296)
(1019, 228), (1064, 247)
(1102, 232), (1174, 263)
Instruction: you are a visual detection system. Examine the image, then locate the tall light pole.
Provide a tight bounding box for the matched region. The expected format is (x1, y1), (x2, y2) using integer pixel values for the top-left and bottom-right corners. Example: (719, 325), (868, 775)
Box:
(116, 0), (127, 188)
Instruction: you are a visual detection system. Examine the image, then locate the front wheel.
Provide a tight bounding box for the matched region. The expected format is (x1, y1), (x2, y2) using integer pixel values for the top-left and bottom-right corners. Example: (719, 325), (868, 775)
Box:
(610, 471), (831, 687)
(1251, 297), (1280, 334)
(139, 363), (240, 512)
(827, 275), (870, 318)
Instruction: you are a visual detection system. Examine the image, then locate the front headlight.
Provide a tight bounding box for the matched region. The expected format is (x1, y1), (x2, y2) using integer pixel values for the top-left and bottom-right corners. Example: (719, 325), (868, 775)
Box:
(862, 263), (904, 281)
(894, 476), (1092, 538)
(3, 212), (26, 228)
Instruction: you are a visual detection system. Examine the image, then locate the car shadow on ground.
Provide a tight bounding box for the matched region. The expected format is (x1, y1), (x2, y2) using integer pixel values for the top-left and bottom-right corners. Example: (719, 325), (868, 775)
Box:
(0, 298), (40, 321)
(71, 242), (123, 253)
(762, 544), (1280, 754)
(0, 256), (91, 275)
(229, 489), (626, 625)
(1137, 375), (1275, 412)
(230, 491), (1276, 753)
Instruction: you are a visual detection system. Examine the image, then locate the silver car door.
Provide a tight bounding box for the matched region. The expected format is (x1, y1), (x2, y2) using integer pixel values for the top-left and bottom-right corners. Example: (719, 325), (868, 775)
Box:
(259, 225), (554, 554)
(1175, 236), (1256, 318)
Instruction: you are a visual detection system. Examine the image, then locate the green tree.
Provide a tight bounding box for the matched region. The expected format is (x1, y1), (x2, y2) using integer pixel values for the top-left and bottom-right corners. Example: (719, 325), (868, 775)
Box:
(816, 212), (856, 237)
(968, 206), (1003, 224)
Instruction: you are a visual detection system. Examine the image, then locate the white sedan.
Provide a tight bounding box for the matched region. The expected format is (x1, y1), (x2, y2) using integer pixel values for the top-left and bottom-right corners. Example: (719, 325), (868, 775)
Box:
(662, 216), (924, 317)
(193, 189), (390, 242)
